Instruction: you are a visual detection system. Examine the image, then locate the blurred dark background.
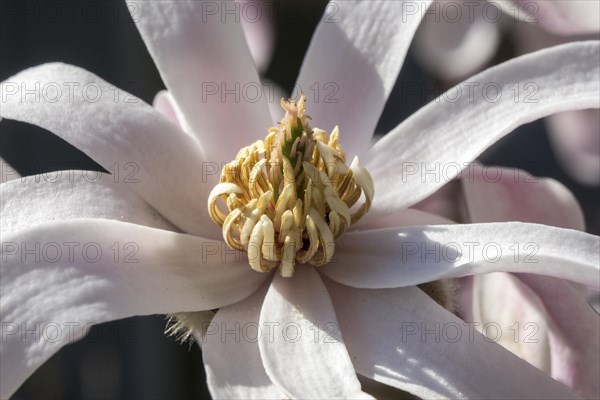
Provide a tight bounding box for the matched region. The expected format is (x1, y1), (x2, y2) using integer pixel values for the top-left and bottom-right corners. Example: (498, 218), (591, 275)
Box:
(1, 0), (598, 399)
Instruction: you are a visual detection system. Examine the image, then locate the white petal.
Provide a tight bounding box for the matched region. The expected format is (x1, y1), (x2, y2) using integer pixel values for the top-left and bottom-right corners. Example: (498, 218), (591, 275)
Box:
(296, 0), (433, 158)
(413, 1), (501, 80)
(0, 63), (217, 238)
(322, 222), (600, 290)
(258, 267), (372, 399)
(354, 208), (453, 231)
(326, 280), (579, 399)
(366, 41), (600, 218)
(0, 219), (267, 399)
(202, 279), (285, 399)
(132, 0), (272, 161)
(0, 158), (19, 183)
(1, 173), (174, 237)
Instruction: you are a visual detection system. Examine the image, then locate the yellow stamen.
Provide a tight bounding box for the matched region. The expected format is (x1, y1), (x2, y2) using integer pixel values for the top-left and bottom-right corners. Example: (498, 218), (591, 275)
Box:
(208, 95), (374, 277)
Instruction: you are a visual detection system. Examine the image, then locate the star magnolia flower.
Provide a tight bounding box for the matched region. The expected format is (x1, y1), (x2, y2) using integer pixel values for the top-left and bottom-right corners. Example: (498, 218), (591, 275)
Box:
(1, 1), (599, 399)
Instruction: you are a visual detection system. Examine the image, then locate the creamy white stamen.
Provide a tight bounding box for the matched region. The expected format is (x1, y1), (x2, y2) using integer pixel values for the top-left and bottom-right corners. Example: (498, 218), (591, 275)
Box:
(208, 95), (374, 277)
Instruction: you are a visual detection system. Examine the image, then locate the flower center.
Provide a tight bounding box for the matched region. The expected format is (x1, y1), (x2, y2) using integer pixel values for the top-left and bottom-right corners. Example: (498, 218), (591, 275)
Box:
(208, 95), (374, 277)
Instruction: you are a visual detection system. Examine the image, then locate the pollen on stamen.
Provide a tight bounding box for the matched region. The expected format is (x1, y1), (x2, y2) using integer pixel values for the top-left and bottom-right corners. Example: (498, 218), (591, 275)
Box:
(208, 94), (374, 277)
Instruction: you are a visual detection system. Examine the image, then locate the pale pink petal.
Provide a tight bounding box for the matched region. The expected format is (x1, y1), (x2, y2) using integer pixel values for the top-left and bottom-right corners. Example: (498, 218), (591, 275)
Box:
(259, 267), (372, 399)
(457, 165), (595, 395)
(517, 274), (600, 399)
(511, 0), (600, 36)
(472, 273), (552, 373)
(0, 63), (217, 238)
(591, 291), (600, 312)
(365, 41), (600, 219)
(131, 1), (272, 161)
(202, 279), (285, 399)
(510, 17), (599, 55)
(0, 219), (268, 399)
(457, 276), (475, 322)
(152, 90), (182, 129)
(509, 22), (600, 186)
(402, 164), (586, 230)
(461, 164), (585, 229)
(410, 180), (467, 223)
(296, 0), (433, 158)
(238, 0), (274, 73)
(1, 173), (175, 236)
(322, 222), (600, 289)
(547, 109), (600, 186)
(413, 0), (501, 80)
(326, 279), (579, 399)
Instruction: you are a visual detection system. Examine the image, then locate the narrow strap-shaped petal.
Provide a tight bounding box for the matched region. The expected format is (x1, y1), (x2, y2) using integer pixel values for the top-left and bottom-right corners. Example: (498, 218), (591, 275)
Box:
(457, 165), (595, 396)
(547, 109), (600, 186)
(410, 180), (467, 222)
(461, 164), (585, 229)
(0, 63), (216, 238)
(238, 0), (274, 73)
(517, 274), (600, 399)
(472, 273), (552, 374)
(321, 222), (600, 290)
(1, 173), (174, 236)
(365, 41), (600, 219)
(296, 0), (432, 158)
(355, 208), (454, 231)
(202, 279), (285, 399)
(131, 0), (272, 161)
(503, 0), (600, 35)
(326, 280), (579, 399)
(0, 219), (268, 399)
(401, 165), (585, 228)
(258, 267), (373, 399)
(152, 90), (183, 129)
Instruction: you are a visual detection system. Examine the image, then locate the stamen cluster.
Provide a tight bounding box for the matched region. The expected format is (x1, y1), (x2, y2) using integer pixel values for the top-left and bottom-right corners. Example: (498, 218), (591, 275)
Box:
(208, 95), (373, 277)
